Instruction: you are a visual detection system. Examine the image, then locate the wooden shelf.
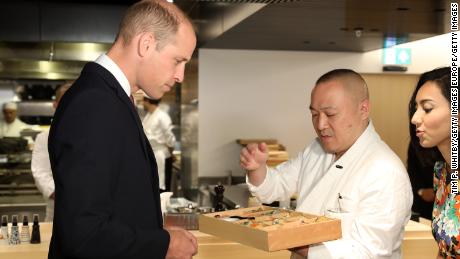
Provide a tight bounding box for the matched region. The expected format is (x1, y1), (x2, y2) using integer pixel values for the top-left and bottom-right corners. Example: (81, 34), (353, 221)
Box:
(236, 139), (278, 145)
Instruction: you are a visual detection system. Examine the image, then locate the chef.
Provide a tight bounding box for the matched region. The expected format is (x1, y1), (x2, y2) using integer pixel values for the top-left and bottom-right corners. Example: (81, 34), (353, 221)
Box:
(240, 69), (412, 259)
(142, 95), (176, 191)
(31, 83), (71, 221)
(0, 102), (29, 137)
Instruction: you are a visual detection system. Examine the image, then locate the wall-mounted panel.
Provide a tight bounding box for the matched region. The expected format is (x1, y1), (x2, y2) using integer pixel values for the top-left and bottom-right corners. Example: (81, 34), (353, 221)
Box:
(41, 3), (127, 43)
(0, 3), (40, 42)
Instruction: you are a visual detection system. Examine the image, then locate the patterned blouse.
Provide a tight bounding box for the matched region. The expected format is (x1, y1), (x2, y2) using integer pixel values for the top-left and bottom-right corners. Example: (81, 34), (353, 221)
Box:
(432, 161), (460, 258)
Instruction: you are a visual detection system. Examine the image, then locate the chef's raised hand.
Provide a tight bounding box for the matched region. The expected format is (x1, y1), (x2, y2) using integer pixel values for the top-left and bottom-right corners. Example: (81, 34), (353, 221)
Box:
(240, 142), (269, 171)
(240, 142), (268, 186)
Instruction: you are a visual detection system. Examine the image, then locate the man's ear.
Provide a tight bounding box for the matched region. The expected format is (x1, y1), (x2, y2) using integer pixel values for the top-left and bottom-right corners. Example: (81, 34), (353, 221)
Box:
(137, 32), (156, 57)
(359, 99), (370, 120)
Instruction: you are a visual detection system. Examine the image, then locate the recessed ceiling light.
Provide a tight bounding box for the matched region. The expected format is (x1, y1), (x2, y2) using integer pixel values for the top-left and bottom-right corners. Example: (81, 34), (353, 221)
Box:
(328, 41), (336, 45)
(396, 7), (410, 11)
(303, 41), (310, 44)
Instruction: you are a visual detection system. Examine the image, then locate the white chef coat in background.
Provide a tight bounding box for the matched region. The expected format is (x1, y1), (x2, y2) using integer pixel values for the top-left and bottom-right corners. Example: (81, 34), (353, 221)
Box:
(142, 107), (176, 190)
(31, 130), (55, 222)
(248, 122), (413, 259)
(0, 118), (29, 137)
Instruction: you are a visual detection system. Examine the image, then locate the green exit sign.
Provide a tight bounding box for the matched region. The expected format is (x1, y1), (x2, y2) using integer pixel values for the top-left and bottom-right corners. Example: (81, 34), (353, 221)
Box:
(383, 48), (411, 65)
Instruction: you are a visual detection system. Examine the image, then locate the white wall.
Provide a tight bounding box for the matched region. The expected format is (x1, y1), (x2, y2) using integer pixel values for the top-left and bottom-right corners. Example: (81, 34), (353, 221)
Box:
(198, 33), (450, 177)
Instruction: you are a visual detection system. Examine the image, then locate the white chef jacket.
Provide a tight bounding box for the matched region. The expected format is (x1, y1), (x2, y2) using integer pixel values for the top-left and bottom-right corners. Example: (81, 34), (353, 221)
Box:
(31, 130), (54, 222)
(248, 122), (413, 259)
(0, 118), (29, 137)
(142, 108), (176, 190)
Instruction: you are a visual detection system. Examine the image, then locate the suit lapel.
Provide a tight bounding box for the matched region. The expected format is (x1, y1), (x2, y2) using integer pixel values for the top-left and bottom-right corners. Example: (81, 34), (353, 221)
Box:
(119, 93), (150, 162)
(82, 62), (163, 227)
(90, 62), (149, 160)
(87, 63), (161, 187)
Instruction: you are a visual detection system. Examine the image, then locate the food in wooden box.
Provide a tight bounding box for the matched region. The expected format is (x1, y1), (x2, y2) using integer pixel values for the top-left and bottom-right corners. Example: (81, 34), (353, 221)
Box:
(199, 206), (341, 251)
(215, 207), (330, 230)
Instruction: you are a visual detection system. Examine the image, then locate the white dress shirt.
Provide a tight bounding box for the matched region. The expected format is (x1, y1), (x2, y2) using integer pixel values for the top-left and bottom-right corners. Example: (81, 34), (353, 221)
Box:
(248, 122), (413, 259)
(142, 108), (176, 190)
(31, 129), (55, 221)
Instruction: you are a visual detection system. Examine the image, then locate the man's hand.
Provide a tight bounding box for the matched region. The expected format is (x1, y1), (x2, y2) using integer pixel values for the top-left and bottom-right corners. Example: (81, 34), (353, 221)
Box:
(165, 227), (198, 259)
(240, 142), (269, 186)
(240, 142), (269, 171)
(290, 245), (309, 258)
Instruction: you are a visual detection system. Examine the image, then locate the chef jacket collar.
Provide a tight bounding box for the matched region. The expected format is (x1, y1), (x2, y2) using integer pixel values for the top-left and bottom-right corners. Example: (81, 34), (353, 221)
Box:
(331, 121), (375, 169)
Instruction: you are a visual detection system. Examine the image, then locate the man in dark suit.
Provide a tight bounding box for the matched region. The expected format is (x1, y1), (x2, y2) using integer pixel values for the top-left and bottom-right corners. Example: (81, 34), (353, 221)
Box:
(48, 1), (197, 258)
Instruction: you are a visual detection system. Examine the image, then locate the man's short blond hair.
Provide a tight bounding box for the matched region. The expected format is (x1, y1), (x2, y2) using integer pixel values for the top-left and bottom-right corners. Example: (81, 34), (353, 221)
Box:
(117, 0), (192, 50)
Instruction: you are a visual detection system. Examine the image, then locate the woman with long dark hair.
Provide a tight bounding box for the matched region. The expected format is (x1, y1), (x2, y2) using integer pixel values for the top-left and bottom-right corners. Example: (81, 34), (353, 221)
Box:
(409, 67), (457, 258)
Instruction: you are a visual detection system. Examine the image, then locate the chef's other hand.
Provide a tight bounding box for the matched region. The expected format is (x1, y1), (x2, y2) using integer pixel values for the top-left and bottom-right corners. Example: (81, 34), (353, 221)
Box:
(289, 245), (309, 258)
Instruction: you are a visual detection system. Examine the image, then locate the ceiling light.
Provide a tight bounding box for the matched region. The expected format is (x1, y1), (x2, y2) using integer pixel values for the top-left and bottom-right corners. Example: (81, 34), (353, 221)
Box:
(39, 61), (52, 73)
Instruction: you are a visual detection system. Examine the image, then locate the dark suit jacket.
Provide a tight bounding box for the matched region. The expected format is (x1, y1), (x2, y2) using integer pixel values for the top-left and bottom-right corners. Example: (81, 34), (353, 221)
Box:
(48, 62), (169, 259)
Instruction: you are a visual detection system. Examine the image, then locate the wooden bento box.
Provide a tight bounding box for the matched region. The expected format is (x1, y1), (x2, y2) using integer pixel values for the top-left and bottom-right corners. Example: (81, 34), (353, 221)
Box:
(198, 206), (341, 252)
